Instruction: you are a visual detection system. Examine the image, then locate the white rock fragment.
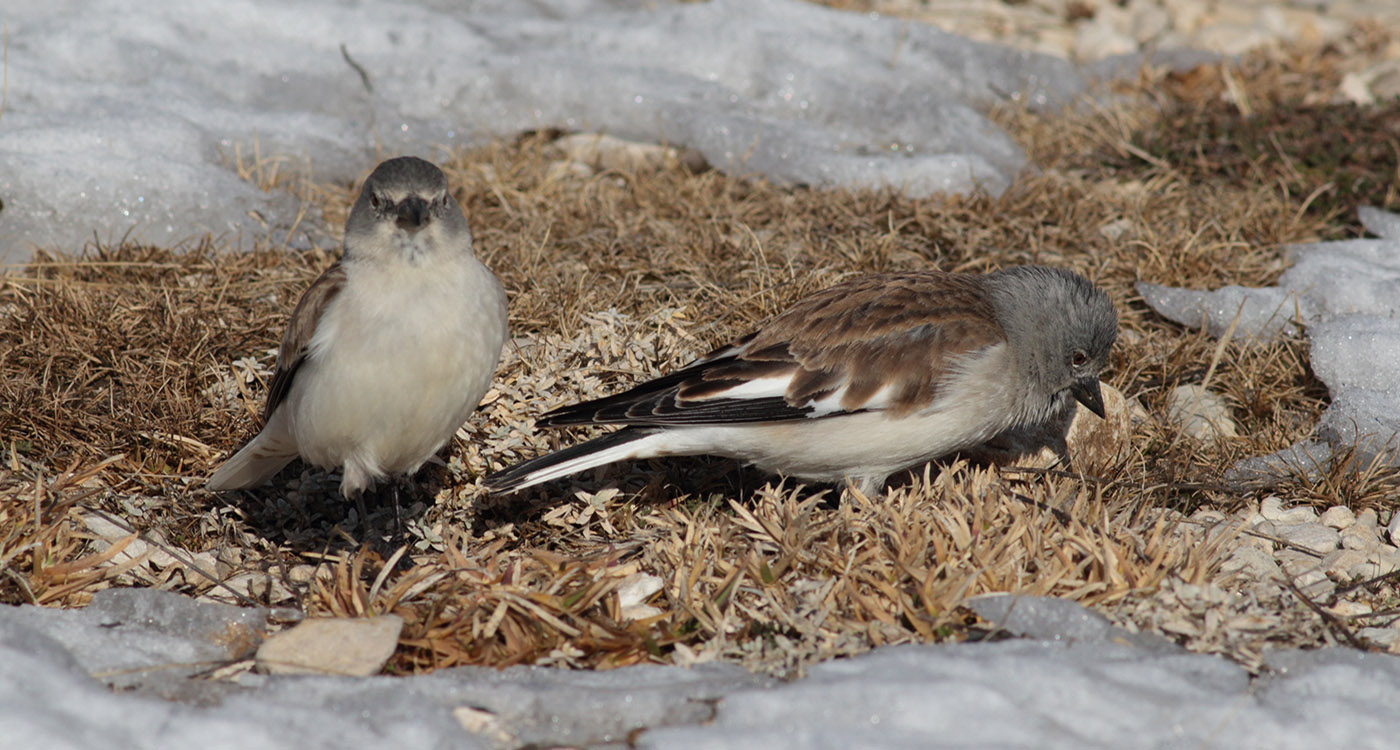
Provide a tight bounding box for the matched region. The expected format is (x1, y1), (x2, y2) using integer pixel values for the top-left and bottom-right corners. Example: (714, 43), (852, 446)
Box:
(83, 515), (179, 570)
(1339, 60), (1400, 106)
(1128, 1), (1171, 44)
(1274, 524), (1341, 556)
(218, 572), (294, 604)
(1165, 384), (1238, 440)
(256, 615), (403, 677)
(1191, 22), (1276, 56)
(1098, 218), (1135, 241)
(1292, 569), (1334, 599)
(453, 706), (516, 745)
(616, 573), (665, 621)
(1074, 14), (1137, 61)
(1341, 524), (1383, 553)
(1220, 547), (1280, 581)
(1259, 496), (1317, 525)
(1388, 512), (1400, 547)
(1360, 628), (1400, 650)
(1322, 549), (1368, 579)
(1327, 600), (1372, 618)
(1318, 506), (1356, 530)
(1370, 548), (1400, 576)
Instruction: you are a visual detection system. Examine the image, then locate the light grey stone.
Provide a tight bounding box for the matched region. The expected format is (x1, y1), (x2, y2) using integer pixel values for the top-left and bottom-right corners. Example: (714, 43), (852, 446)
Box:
(1165, 384), (1239, 440)
(1220, 547), (1280, 581)
(1319, 506), (1357, 530)
(1275, 523), (1341, 555)
(1260, 496), (1319, 524)
(1342, 525), (1383, 553)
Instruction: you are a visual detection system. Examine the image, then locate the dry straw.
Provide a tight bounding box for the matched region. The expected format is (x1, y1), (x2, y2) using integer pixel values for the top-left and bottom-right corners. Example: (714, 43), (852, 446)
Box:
(3, 30), (1399, 672)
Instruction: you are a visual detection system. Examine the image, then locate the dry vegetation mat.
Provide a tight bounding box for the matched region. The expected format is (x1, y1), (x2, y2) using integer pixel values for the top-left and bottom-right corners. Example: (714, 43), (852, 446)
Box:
(4, 34), (1400, 676)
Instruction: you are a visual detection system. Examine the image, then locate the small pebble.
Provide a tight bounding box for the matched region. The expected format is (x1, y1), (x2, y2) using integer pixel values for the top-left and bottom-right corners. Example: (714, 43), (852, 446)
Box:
(1292, 569), (1335, 598)
(1369, 548), (1400, 575)
(1260, 496), (1318, 524)
(1319, 506), (1356, 530)
(1327, 600), (1372, 618)
(1341, 525), (1383, 553)
(1274, 523), (1341, 555)
(1220, 547), (1280, 580)
(1322, 549), (1368, 579)
(1276, 550), (1323, 577)
(1165, 384), (1239, 441)
(1356, 509), (1380, 530)
(1359, 628), (1400, 649)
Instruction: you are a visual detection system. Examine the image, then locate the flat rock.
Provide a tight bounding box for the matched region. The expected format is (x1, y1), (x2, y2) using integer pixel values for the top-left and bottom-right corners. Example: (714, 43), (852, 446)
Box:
(1220, 546), (1281, 581)
(1341, 522), (1383, 553)
(257, 616), (403, 677)
(1322, 549), (1369, 579)
(1274, 523), (1341, 555)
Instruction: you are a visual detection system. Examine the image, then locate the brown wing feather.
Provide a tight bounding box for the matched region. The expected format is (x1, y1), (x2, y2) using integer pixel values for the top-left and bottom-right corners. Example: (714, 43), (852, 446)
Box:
(541, 271), (1006, 427)
(745, 271), (1006, 416)
(263, 263), (346, 421)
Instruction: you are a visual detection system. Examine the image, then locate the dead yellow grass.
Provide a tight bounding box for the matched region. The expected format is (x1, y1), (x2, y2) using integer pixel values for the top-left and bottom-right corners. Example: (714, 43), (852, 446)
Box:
(3, 33), (1399, 672)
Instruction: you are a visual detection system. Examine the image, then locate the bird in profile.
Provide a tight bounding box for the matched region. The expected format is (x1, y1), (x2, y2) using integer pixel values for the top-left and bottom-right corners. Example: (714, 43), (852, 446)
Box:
(486, 265), (1116, 496)
(208, 156), (508, 515)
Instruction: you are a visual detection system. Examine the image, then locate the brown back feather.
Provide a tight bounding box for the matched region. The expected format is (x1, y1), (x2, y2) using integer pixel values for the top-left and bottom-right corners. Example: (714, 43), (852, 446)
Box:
(747, 272), (1005, 416)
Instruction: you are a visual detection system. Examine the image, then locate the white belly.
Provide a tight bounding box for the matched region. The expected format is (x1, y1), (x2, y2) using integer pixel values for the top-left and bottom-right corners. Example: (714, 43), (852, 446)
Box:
(285, 257), (507, 482)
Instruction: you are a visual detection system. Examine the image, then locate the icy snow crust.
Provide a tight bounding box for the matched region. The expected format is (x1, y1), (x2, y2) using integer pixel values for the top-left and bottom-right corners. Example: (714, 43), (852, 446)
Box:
(6, 589), (1400, 749)
(1138, 207), (1400, 476)
(0, 0), (1084, 260)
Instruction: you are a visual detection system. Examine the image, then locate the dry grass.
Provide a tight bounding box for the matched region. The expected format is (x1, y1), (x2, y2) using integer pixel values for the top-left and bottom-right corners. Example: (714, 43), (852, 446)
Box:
(4, 31), (1400, 674)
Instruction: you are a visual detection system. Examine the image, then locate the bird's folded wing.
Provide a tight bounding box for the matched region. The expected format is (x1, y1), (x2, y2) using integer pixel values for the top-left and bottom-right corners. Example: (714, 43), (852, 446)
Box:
(540, 272), (1007, 428)
(263, 263), (347, 420)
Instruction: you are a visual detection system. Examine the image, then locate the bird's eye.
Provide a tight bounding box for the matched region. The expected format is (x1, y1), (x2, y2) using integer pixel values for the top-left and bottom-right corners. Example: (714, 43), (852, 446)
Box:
(1071, 350), (1089, 367)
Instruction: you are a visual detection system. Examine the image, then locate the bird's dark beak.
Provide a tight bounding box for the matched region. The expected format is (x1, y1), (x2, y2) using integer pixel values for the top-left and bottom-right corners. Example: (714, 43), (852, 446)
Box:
(1070, 377), (1106, 419)
(395, 196), (430, 230)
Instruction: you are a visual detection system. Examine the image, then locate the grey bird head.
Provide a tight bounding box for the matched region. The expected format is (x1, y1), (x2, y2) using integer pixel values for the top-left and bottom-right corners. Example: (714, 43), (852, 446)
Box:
(343, 156), (472, 262)
(985, 265), (1118, 420)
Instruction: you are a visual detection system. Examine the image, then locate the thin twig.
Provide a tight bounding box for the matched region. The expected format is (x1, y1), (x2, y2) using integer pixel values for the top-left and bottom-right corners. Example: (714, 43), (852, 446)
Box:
(1282, 575), (1366, 650)
(340, 43), (372, 93)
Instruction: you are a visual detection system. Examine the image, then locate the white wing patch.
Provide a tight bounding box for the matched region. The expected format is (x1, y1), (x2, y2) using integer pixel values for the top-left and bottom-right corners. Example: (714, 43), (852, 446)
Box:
(804, 382), (897, 417)
(706, 373), (906, 418)
(703, 375), (795, 401)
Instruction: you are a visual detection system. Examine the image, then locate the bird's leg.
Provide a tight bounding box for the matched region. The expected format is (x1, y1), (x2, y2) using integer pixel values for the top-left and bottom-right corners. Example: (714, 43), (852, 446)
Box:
(353, 491), (371, 535)
(391, 481), (404, 539)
